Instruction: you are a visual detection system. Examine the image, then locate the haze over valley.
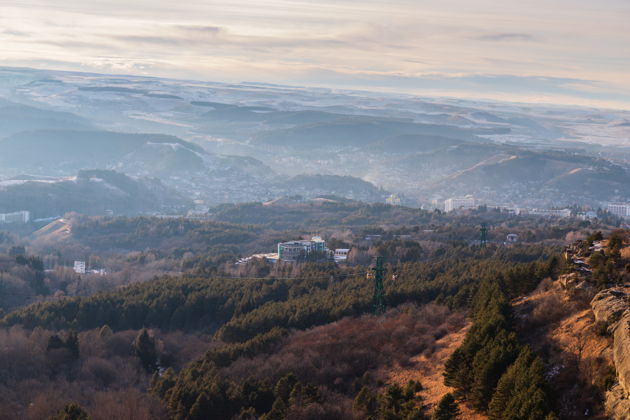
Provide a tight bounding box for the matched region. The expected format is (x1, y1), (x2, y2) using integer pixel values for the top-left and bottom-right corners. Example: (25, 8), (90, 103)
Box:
(2, 67), (630, 217)
(2, 1), (630, 419)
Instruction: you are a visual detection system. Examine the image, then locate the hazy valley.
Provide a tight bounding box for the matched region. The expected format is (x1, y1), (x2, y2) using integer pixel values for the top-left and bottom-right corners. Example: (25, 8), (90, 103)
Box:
(1, 66), (630, 420)
(3, 67), (630, 215)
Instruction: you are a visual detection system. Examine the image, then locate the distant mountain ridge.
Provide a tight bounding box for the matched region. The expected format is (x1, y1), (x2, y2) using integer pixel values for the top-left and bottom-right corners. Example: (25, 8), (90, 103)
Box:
(3, 67), (630, 208)
(0, 130), (204, 174)
(279, 174), (386, 202)
(0, 124), (388, 207)
(0, 99), (93, 138)
(0, 169), (185, 218)
(254, 117), (485, 149)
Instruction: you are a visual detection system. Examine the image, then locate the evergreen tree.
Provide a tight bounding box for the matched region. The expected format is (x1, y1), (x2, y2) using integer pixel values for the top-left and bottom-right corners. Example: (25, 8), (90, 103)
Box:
(432, 393), (460, 420)
(65, 331), (80, 360)
(443, 348), (471, 397)
(354, 385), (377, 415)
(49, 403), (90, 420)
(488, 347), (554, 420)
(260, 397), (286, 420)
(98, 324), (113, 338)
(469, 329), (520, 410)
(241, 377), (274, 414)
(132, 328), (157, 372)
(274, 373), (298, 403)
(374, 382), (425, 420)
(443, 277), (554, 417)
(188, 392), (210, 420)
(46, 334), (66, 352)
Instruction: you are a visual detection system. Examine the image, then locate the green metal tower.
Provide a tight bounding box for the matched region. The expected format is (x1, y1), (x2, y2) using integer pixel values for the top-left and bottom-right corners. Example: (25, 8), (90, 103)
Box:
(480, 223), (489, 248)
(371, 256), (385, 315)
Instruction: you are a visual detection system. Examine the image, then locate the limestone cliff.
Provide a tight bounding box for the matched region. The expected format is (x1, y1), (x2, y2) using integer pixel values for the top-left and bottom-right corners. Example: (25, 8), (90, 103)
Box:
(591, 287), (630, 420)
(613, 310), (630, 398)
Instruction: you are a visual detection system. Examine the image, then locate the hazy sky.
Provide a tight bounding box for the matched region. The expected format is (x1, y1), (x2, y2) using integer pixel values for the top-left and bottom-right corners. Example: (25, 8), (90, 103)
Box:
(2, 0), (630, 108)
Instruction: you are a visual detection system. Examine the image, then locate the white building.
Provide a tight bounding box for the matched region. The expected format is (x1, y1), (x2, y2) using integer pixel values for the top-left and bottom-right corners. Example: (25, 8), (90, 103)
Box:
(577, 211), (598, 220)
(528, 208), (572, 218)
(0, 210), (30, 224)
(73, 261), (86, 274)
(444, 197), (476, 212)
(277, 236), (328, 262)
(430, 199), (443, 211)
(506, 233), (519, 243)
(607, 203), (630, 218)
(334, 248), (350, 263)
(236, 253), (279, 265)
(385, 194), (402, 206)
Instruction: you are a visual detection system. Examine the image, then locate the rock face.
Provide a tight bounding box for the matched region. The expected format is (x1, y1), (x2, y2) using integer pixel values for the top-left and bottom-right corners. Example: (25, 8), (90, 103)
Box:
(614, 311), (630, 398)
(606, 384), (630, 420)
(558, 273), (580, 289)
(592, 287), (630, 420)
(591, 288), (628, 325)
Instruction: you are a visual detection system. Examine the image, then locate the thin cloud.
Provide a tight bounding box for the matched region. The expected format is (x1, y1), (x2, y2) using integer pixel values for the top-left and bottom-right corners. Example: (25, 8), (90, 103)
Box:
(2, 0), (630, 108)
(1, 29), (30, 37)
(475, 33), (537, 42)
(176, 25), (223, 34)
(112, 28), (350, 50)
(113, 35), (187, 47)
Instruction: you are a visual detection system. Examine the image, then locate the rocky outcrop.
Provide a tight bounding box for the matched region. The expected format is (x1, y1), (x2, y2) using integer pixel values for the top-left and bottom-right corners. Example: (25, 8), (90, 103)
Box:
(558, 273), (579, 289)
(605, 384), (630, 420)
(613, 311), (630, 398)
(592, 287), (630, 420)
(558, 273), (593, 299)
(591, 288), (628, 326)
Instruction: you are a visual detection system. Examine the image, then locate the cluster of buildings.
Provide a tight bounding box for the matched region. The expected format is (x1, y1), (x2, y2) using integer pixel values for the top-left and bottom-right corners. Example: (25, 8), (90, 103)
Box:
(0, 210), (30, 224)
(526, 208), (572, 218)
(277, 236), (328, 261)
(440, 196), (574, 218)
(437, 196), (602, 220)
(72, 260), (106, 275)
(237, 236), (350, 265)
(277, 237), (350, 263)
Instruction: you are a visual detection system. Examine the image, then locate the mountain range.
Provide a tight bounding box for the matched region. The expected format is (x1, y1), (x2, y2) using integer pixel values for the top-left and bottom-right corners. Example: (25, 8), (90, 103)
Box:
(0, 170), (185, 218)
(1, 67), (630, 210)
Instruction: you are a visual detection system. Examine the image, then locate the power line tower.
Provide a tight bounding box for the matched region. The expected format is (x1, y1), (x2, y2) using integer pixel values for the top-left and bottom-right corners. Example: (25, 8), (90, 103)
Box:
(480, 223), (489, 248)
(370, 256), (385, 315)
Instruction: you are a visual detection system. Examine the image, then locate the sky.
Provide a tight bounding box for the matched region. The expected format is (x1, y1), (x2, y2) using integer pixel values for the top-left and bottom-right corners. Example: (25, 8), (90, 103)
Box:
(2, 0), (630, 109)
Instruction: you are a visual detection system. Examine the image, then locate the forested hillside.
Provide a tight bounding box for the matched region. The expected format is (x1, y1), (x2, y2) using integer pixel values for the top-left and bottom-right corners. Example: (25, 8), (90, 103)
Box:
(0, 243), (561, 418)
(2, 204), (623, 419)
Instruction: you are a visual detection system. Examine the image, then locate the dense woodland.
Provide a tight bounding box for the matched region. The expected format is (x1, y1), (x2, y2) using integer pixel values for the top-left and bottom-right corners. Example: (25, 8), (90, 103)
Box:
(0, 208), (620, 419)
(0, 206), (590, 313)
(443, 280), (555, 419)
(0, 238), (561, 419)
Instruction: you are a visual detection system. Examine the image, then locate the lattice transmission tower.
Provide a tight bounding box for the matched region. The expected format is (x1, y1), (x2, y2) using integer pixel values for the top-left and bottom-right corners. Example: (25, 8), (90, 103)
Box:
(368, 256), (385, 315)
(480, 223), (489, 248)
